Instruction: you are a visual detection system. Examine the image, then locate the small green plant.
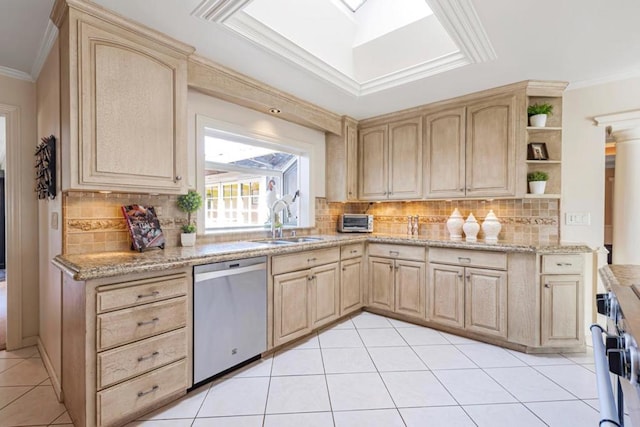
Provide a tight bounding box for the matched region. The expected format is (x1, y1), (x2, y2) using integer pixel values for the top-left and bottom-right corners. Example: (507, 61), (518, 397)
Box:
(177, 190), (203, 233)
(527, 171), (549, 182)
(527, 102), (553, 116)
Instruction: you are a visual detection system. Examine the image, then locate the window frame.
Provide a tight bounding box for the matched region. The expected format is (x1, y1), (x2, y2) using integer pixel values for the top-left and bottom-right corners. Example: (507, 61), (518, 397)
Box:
(195, 115), (314, 234)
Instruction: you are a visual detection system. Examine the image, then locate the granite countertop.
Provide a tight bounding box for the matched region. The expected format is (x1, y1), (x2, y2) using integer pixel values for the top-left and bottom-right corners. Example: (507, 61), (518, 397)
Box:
(54, 233), (593, 281)
(600, 265), (640, 341)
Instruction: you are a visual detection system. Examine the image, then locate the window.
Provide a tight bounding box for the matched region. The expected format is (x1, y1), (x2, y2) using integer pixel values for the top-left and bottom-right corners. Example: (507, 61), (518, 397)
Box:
(201, 128), (306, 231)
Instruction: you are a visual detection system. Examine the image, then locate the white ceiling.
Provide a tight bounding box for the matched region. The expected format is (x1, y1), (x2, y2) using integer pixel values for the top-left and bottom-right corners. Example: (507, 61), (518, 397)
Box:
(1, 0), (640, 119)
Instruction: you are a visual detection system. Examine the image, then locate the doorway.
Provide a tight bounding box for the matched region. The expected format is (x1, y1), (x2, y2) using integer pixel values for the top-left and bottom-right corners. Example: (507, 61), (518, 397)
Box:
(0, 115), (6, 350)
(604, 128), (615, 265)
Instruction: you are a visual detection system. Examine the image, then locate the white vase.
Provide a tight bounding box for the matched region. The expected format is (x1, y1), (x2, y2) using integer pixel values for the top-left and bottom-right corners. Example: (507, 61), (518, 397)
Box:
(528, 181), (547, 195)
(482, 210), (502, 243)
(462, 213), (480, 242)
(529, 114), (547, 127)
(180, 233), (196, 247)
(446, 208), (464, 241)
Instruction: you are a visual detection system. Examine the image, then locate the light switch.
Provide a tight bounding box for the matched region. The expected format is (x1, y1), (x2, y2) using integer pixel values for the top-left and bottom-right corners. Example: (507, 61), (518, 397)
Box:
(51, 212), (59, 230)
(565, 212), (590, 226)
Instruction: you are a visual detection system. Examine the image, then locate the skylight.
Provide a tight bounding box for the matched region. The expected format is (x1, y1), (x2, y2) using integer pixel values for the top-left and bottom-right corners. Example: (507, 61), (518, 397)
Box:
(340, 0), (366, 12)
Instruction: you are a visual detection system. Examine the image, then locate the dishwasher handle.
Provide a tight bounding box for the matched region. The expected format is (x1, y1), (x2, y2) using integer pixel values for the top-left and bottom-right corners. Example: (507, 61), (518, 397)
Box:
(195, 263), (266, 282)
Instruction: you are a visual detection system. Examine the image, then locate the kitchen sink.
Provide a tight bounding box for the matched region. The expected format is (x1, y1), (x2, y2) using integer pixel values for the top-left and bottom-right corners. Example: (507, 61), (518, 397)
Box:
(261, 240), (295, 245)
(277, 237), (324, 243)
(257, 236), (324, 245)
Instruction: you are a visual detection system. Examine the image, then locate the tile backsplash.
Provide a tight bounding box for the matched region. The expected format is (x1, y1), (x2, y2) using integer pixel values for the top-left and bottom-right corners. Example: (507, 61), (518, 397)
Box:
(62, 192), (560, 254)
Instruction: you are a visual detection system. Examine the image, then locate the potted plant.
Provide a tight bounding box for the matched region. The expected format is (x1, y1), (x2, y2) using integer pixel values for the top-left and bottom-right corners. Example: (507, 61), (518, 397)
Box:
(527, 102), (553, 127)
(527, 171), (549, 194)
(177, 190), (203, 247)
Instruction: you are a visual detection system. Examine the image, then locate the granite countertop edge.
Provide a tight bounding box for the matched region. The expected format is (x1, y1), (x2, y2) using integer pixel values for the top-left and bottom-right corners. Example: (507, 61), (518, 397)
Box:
(54, 234), (594, 281)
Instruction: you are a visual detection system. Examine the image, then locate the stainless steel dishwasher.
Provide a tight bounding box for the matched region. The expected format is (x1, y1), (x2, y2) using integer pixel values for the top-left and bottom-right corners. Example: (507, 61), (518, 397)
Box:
(193, 256), (267, 386)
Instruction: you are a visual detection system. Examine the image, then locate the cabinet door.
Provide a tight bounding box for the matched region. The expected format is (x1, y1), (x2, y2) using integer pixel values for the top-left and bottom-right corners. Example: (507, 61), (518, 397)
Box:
(359, 125), (388, 200)
(326, 118), (359, 202)
(541, 274), (583, 347)
(76, 20), (187, 193)
(340, 257), (363, 315)
(273, 270), (311, 346)
(368, 256), (394, 311)
(388, 117), (422, 199)
(428, 263), (465, 328)
(465, 95), (516, 197)
(310, 263), (340, 329)
(424, 107), (466, 198)
(465, 267), (507, 338)
(394, 260), (426, 318)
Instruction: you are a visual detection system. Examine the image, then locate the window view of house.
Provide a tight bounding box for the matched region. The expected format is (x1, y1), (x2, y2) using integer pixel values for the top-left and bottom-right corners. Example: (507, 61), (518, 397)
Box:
(203, 134), (299, 230)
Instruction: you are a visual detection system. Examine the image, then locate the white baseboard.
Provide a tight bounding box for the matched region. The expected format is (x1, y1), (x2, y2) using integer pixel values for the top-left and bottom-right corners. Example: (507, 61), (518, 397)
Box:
(37, 337), (64, 402)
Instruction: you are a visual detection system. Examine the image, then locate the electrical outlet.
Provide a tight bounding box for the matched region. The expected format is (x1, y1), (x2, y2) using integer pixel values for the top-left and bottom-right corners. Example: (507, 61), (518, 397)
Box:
(565, 212), (591, 226)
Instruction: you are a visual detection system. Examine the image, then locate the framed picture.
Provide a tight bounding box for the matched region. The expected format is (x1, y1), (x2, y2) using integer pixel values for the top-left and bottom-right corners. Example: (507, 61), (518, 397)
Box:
(528, 142), (549, 160)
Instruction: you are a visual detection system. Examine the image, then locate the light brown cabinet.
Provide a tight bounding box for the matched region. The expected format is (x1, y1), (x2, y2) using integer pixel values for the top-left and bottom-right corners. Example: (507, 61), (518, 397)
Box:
(367, 244), (426, 318)
(424, 95), (517, 199)
(326, 117), (359, 202)
(465, 95), (517, 197)
(540, 253), (584, 347)
(340, 244), (364, 315)
(272, 248), (340, 346)
(428, 248), (507, 338)
(359, 117), (422, 200)
(424, 107), (466, 198)
(62, 269), (191, 427)
(57, 2), (192, 194)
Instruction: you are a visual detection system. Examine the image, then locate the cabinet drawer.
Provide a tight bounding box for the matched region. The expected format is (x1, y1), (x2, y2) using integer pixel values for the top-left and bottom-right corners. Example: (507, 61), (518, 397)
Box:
(97, 274), (188, 313)
(429, 248), (506, 270)
(97, 328), (187, 390)
(97, 359), (187, 427)
(368, 243), (425, 262)
(341, 243), (364, 259)
(272, 247), (340, 275)
(97, 297), (187, 351)
(541, 254), (583, 274)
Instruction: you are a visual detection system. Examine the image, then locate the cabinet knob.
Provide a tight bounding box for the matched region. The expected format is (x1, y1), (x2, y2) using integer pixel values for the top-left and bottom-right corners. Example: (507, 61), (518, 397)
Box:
(544, 283), (550, 288)
(389, 265), (393, 271)
(457, 273), (463, 278)
(175, 175), (182, 182)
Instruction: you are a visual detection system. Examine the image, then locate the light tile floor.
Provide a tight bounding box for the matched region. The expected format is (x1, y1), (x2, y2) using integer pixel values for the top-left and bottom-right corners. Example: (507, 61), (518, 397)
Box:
(130, 312), (630, 427)
(0, 346), (70, 426)
(0, 312), (630, 426)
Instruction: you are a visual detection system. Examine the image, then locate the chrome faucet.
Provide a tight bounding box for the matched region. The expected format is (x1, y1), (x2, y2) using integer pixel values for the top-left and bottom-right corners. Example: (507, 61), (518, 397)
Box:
(270, 198), (290, 239)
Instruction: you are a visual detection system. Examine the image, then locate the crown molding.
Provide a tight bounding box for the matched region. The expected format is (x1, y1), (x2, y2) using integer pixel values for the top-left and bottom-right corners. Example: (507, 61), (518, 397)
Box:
(567, 68), (640, 91)
(223, 11), (470, 96)
(191, 0), (252, 22)
(31, 20), (59, 80)
(0, 66), (34, 82)
(427, 0), (496, 63)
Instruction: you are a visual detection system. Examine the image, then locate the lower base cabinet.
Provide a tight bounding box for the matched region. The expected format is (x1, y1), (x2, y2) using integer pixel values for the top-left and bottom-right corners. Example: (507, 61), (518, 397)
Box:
(367, 244), (426, 319)
(541, 274), (583, 347)
(272, 248), (340, 347)
(62, 269), (191, 427)
(340, 257), (363, 315)
(428, 263), (507, 338)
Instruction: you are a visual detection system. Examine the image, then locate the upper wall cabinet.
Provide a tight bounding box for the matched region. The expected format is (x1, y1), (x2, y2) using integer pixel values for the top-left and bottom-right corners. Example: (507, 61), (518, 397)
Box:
(424, 107), (466, 198)
(359, 117), (422, 201)
(55, 1), (193, 193)
(326, 117), (358, 202)
(465, 95), (517, 198)
(424, 95), (518, 199)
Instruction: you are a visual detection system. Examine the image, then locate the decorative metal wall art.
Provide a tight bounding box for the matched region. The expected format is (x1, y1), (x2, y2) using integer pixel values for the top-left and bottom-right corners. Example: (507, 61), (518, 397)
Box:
(35, 135), (56, 200)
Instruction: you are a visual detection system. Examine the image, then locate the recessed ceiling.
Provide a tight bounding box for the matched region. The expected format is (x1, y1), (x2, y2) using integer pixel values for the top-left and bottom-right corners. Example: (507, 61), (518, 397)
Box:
(2, 0), (640, 119)
(200, 0), (495, 96)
